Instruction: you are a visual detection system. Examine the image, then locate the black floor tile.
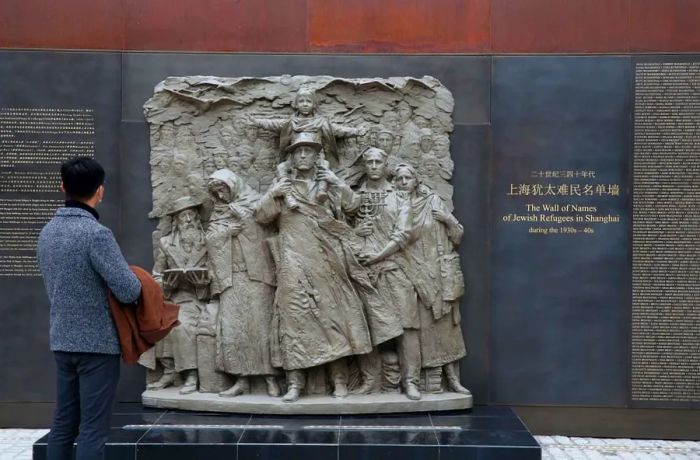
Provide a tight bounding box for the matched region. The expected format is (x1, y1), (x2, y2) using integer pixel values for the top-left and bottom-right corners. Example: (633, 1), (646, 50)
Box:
(339, 444), (439, 460)
(249, 414), (341, 426)
(239, 443), (338, 460)
(339, 429), (438, 446)
(436, 429), (540, 447)
(430, 413), (528, 431)
(440, 445), (541, 460)
(137, 426), (244, 445)
(31, 430), (146, 460)
(156, 411), (251, 427)
(137, 443), (238, 460)
(340, 413), (432, 428)
(239, 427), (338, 445)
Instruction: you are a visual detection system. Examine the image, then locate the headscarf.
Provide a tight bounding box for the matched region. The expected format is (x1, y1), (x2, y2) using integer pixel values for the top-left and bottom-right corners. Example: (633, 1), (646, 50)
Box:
(208, 168), (260, 218)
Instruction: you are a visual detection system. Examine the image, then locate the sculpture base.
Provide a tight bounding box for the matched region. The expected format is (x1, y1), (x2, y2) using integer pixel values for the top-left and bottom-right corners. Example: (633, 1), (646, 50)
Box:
(142, 388), (473, 414)
(33, 403), (541, 460)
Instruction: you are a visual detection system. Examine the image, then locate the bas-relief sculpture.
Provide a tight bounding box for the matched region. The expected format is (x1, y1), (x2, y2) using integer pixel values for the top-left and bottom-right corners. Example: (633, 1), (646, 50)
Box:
(141, 75), (472, 414)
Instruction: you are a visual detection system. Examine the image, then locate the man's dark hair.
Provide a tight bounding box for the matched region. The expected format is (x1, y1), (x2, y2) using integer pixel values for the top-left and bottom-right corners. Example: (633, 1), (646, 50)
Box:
(60, 156), (105, 200)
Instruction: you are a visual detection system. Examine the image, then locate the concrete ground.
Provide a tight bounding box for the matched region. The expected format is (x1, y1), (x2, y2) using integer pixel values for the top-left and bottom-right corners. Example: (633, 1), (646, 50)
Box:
(1, 429), (698, 459)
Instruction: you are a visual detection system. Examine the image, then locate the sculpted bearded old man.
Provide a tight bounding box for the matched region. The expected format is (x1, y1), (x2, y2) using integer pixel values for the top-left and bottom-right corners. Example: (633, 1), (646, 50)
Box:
(255, 131), (381, 403)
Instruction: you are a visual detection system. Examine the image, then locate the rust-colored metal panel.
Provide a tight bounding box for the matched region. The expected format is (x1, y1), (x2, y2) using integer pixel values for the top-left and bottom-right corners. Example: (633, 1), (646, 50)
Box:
(0, 0), (125, 49)
(630, 0), (700, 52)
(308, 0), (491, 53)
(125, 0), (308, 52)
(492, 0), (630, 53)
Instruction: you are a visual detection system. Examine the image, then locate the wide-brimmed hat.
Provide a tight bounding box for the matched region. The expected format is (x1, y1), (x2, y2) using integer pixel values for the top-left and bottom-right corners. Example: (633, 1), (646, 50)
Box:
(285, 131), (322, 153)
(167, 195), (202, 215)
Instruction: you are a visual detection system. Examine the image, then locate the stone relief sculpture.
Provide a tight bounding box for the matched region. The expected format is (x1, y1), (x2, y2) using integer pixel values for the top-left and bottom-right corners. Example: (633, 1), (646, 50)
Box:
(142, 75), (472, 414)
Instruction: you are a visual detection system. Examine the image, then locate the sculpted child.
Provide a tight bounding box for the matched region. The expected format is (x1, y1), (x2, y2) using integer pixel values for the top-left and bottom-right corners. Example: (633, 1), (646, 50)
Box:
(248, 87), (366, 207)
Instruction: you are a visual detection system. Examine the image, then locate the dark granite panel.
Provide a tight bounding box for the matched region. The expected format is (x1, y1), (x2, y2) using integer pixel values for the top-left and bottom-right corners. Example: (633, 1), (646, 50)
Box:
(0, 51), (123, 403)
(490, 56), (632, 406)
(436, 429), (539, 447)
(430, 413), (527, 431)
(451, 124), (492, 401)
(440, 445), (541, 460)
(339, 445), (439, 460)
(121, 53), (491, 126)
(137, 427), (244, 445)
(239, 444), (338, 460)
(137, 444), (238, 460)
(33, 429), (148, 460)
(157, 412), (251, 427)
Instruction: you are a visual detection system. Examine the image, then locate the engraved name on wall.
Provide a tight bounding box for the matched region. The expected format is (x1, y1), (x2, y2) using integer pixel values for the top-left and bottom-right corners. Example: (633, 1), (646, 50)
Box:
(632, 61), (700, 403)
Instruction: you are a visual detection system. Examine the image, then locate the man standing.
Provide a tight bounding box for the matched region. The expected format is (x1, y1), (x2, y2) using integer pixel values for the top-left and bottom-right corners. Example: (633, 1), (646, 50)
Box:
(352, 147), (422, 400)
(255, 132), (375, 402)
(37, 157), (141, 460)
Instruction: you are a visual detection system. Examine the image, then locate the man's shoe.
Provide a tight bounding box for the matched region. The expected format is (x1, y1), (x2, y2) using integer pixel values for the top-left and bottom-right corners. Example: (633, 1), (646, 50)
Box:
(148, 372), (175, 391)
(405, 383), (422, 401)
(219, 377), (249, 398)
(447, 378), (472, 395)
(333, 383), (348, 398)
(179, 371), (198, 395)
(282, 385), (301, 403)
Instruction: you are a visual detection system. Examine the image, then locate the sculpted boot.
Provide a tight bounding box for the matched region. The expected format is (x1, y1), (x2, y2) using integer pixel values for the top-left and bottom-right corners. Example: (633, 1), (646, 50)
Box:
(266, 376), (281, 397)
(148, 361), (176, 391)
(445, 363), (471, 395)
(219, 376), (250, 398)
(282, 385), (301, 403)
(333, 382), (348, 398)
(179, 370), (198, 395)
(404, 382), (422, 401)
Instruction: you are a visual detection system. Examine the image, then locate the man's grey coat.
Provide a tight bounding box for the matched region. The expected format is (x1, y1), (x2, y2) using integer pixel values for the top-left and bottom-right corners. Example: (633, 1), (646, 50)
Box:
(38, 207), (141, 355)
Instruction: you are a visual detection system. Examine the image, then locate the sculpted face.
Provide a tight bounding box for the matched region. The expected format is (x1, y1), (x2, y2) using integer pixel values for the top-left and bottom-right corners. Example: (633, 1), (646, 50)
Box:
(208, 180), (232, 203)
(176, 208), (199, 230)
(363, 150), (387, 181)
(423, 158), (439, 177)
(214, 152), (228, 169)
(377, 133), (394, 154)
(172, 156), (187, 175)
(244, 125), (258, 143)
(296, 94), (315, 116)
(419, 135), (433, 153)
(397, 103), (412, 124)
(292, 145), (319, 171)
(394, 168), (417, 192)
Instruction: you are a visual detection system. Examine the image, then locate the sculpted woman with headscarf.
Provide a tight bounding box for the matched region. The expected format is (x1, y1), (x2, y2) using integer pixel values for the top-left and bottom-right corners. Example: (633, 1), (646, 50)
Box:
(205, 169), (281, 397)
(392, 163), (471, 395)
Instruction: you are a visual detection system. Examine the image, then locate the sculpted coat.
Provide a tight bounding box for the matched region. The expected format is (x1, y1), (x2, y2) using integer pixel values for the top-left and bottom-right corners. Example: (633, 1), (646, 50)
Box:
(205, 169), (278, 377)
(255, 171), (376, 371)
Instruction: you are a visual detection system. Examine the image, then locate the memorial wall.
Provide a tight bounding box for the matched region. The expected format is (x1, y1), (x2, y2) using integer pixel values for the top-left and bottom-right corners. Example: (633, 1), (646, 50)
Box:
(0, 48), (698, 435)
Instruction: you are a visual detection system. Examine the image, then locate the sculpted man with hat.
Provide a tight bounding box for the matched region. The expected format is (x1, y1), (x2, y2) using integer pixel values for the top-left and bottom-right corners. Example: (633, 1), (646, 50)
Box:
(256, 131), (379, 403)
(147, 196), (210, 394)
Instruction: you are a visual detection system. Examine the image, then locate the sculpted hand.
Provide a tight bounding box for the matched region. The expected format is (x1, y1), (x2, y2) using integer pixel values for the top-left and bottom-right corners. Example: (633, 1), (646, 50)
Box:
(358, 252), (381, 266)
(271, 178), (292, 198)
(431, 209), (449, 223)
(354, 220), (373, 237)
(162, 273), (179, 291)
(227, 222), (243, 237)
(316, 164), (342, 186)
